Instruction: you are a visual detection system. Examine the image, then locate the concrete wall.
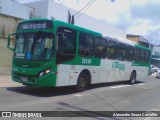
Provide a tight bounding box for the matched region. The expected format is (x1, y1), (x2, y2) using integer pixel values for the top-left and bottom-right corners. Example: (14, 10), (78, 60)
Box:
(0, 37), (13, 74)
(0, 0), (34, 19)
(0, 14), (21, 74)
(0, 14), (21, 37)
(0, 0), (32, 74)
(25, 0), (48, 18)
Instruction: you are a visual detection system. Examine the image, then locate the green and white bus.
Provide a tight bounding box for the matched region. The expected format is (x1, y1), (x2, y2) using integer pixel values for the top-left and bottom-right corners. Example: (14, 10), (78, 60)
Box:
(8, 19), (151, 91)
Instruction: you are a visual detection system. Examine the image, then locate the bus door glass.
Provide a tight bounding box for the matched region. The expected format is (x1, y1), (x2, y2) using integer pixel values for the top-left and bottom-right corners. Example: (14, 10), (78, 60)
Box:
(56, 27), (76, 64)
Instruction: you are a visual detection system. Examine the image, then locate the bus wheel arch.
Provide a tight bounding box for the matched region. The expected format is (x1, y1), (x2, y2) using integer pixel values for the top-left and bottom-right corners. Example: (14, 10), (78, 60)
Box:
(129, 70), (136, 84)
(76, 69), (91, 92)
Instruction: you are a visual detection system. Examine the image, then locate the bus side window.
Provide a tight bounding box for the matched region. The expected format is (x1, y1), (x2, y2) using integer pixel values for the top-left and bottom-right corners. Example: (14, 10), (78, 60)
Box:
(140, 49), (145, 62)
(117, 43), (126, 61)
(126, 46), (134, 61)
(107, 40), (117, 60)
(94, 38), (107, 58)
(134, 48), (140, 61)
(78, 33), (94, 57)
(57, 28), (76, 55)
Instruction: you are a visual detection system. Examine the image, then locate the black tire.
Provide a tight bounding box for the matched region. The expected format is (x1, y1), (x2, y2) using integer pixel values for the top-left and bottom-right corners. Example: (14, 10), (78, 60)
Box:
(129, 72), (136, 84)
(76, 72), (89, 92)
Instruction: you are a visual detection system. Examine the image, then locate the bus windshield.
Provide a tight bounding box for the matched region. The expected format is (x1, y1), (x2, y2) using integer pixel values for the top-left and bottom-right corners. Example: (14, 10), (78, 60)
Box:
(15, 32), (54, 60)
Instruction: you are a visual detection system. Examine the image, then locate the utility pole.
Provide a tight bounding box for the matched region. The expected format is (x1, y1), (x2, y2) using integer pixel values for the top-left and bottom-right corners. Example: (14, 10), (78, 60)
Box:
(68, 10), (74, 25)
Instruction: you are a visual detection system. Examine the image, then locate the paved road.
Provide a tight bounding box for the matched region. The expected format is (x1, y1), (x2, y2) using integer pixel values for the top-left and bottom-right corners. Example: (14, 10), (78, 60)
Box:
(0, 74), (160, 120)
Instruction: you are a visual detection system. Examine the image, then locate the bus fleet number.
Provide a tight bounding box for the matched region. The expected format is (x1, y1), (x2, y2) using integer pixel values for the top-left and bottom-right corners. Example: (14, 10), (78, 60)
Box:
(82, 59), (92, 64)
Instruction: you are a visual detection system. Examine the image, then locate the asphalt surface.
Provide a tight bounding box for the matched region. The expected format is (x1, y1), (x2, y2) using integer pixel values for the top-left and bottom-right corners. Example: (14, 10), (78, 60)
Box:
(0, 74), (160, 120)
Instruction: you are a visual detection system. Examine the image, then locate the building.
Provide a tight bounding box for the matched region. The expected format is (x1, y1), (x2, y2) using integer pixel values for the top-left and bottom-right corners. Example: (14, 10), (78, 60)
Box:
(26, 0), (126, 38)
(126, 34), (150, 48)
(0, 0), (34, 74)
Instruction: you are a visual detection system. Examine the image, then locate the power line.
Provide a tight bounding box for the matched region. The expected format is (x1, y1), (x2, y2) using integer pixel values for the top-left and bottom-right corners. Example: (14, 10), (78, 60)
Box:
(74, 0), (94, 16)
(75, 0), (95, 20)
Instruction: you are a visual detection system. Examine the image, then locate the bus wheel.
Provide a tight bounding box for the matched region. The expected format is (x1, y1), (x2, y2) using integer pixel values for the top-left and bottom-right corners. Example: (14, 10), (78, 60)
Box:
(76, 72), (89, 92)
(129, 72), (136, 84)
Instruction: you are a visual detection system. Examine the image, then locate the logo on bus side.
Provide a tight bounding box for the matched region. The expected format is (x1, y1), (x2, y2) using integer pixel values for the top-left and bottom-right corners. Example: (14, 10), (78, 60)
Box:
(112, 62), (125, 70)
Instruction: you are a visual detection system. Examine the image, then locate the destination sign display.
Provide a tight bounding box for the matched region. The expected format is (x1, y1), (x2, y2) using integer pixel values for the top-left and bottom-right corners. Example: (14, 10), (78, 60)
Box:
(17, 20), (53, 30)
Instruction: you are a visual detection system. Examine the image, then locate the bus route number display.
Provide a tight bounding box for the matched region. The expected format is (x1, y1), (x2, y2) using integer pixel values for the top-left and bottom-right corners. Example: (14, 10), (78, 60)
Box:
(17, 20), (52, 30)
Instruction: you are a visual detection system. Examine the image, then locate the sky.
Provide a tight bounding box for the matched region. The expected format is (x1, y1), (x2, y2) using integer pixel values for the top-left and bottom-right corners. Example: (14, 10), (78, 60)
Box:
(15, 0), (160, 45)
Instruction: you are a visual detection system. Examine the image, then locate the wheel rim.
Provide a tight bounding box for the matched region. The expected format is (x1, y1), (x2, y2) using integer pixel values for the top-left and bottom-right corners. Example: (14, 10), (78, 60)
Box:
(79, 73), (88, 88)
(131, 73), (135, 84)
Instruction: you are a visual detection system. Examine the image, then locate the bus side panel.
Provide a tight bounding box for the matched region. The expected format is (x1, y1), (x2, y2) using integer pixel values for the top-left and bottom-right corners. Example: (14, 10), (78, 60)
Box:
(99, 59), (116, 83)
(56, 64), (101, 86)
(134, 62), (149, 80)
(114, 61), (126, 81)
(123, 61), (134, 80)
(56, 64), (70, 86)
(136, 66), (148, 80)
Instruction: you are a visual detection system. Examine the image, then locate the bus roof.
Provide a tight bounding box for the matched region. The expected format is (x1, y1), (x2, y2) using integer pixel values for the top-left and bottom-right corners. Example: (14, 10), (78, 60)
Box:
(21, 18), (49, 22)
(135, 44), (151, 51)
(54, 20), (102, 36)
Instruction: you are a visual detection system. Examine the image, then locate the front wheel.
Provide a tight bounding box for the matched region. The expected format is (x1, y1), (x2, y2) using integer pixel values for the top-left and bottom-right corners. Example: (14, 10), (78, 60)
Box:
(76, 72), (89, 92)
(129, 72), (136, 84)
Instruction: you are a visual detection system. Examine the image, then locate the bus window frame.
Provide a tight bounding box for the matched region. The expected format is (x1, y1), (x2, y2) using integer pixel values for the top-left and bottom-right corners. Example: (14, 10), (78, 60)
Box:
(107, 39), (118, 60)
(56, 27), (77, 64)
(78, 32), (94, 57)
(117, 42), (126, 61)
(94, 37), (107, 59)
(140, 49), (145, 62)
(126, 45), (134, 62)
(134, 48), (140, 62)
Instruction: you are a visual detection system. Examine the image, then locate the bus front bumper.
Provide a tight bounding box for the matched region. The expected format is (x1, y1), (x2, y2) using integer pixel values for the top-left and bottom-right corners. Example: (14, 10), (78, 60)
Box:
(12, 72), (56, 87)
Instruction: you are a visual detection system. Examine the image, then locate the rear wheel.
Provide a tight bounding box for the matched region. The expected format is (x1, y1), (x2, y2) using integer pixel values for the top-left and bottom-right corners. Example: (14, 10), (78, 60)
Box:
(76, 72), (89, 92)
(129, 72), (136, 84)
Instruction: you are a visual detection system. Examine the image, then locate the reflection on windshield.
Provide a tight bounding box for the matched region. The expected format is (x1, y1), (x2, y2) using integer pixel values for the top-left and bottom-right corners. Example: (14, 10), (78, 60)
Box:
(15, 32), (54, 60)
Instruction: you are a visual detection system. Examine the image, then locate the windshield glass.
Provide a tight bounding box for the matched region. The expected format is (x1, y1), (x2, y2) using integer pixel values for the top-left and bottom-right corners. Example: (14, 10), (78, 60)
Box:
(15, 32), (54, 60)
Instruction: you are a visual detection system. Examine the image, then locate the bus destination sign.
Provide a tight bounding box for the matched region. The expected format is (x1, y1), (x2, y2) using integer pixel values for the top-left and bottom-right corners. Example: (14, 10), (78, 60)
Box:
(17, 20), (53, 30)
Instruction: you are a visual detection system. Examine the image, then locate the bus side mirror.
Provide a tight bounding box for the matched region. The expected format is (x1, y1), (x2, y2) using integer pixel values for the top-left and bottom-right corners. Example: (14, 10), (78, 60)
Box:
(7, 33), (16, 51)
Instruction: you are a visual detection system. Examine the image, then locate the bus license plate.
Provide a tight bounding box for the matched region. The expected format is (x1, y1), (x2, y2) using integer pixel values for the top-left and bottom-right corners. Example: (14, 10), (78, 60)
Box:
(20, 77), (27, 82)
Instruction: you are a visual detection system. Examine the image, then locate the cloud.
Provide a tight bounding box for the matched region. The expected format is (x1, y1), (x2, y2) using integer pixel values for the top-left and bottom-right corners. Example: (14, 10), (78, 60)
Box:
(113, 0), (160, 45)
(130, 2), (160, 23)
(146, 30), (160, 45)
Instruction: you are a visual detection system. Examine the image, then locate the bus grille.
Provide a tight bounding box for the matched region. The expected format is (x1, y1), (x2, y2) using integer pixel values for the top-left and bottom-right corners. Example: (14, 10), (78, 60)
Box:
(13, 72), (37, 83)
(14, 61), (40, 68)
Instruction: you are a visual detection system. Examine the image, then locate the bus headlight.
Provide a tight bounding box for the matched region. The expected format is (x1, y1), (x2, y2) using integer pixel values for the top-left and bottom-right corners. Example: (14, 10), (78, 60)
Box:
(39, 68), (51, 77)
(45, 68), (51, 74)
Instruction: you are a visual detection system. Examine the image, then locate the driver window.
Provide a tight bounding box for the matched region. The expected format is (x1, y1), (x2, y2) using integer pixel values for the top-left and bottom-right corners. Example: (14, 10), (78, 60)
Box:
(56, 27), (77, 64)
(57, 28), (76, 55)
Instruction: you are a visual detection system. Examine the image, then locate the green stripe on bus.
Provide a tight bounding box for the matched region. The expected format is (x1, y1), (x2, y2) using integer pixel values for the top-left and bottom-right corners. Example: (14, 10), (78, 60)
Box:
(134, 61), (150, 67)
(63, 57), (101, 66)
